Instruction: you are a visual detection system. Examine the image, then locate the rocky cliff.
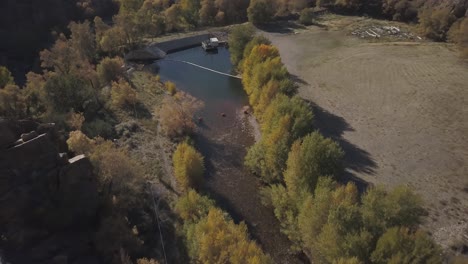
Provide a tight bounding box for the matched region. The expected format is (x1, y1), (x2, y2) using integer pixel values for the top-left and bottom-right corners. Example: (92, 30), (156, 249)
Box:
(0, 119), (101, 264)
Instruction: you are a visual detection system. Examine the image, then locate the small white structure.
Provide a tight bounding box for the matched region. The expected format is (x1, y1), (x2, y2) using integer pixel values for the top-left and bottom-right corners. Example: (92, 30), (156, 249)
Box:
(209, 37), (219, 47)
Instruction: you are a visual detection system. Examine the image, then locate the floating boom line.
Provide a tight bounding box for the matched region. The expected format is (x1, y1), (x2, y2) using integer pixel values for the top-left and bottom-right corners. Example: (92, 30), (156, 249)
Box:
(163, 59), (242, 79)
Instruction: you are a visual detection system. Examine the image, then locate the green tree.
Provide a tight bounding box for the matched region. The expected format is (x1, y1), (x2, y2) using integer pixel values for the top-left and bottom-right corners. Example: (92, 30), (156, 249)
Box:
(0, 66), (14, 88)
(43, 74), (96, 113)
(228, 24), (255, 67)
(361, 186), (424, 236)
(173, 142), (205, 192)
(371, 227), (442, 264)
(284, 131), (344, 201)
(247, 0), (274, 25)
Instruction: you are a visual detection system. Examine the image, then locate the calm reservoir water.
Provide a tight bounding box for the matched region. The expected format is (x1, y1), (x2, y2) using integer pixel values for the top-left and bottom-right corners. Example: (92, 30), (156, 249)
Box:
(148, 46), (305, 264)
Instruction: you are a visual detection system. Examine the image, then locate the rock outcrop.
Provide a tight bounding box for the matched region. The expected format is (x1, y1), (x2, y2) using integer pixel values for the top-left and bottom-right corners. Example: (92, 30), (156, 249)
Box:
(0, 119), (100, 264)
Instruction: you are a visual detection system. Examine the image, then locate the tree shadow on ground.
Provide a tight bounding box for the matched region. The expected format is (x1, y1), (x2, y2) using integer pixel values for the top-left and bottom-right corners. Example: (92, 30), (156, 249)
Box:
(305, 100), (377, 190)
(129, 102), (152, 119)
(258, 21), (306, 34)
(291, 74), (309, 85)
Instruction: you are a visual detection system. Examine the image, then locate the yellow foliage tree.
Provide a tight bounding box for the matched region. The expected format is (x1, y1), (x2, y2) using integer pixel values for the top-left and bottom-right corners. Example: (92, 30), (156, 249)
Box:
(173, 142), (205, 192)
(187, 208), (271, 264)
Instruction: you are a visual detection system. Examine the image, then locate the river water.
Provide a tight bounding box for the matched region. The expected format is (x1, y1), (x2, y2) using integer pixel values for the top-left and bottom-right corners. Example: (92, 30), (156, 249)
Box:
(149, 46), (304, 263)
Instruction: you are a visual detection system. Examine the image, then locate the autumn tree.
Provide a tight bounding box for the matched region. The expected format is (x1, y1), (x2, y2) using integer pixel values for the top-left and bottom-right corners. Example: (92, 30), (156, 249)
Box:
(186, 208), (271, 263)
(173, 142), (205, 191)
(68, 20), (96, 61)
(180, 0), (201, 26)
(175, 189), (215, 222)
(199, 0), (217, 25)
(214, 0), (249, 24)
(158, 91), (202, 138)
(110, 79), (138, 109)
(0, 84), (26, 118)
(97, 57), (125, 84)
(164, 4), (187, 32)
(0, 66), (14, 88)
(67, 130), (96, 155)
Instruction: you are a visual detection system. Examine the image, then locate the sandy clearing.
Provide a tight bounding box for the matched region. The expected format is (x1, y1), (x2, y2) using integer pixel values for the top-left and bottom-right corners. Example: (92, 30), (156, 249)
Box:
(264, 24), (468, 249)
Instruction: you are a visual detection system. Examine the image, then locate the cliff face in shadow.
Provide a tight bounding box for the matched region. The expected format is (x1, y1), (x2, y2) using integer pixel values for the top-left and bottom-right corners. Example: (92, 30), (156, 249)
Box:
(0, 119), (101, 263)
(0, 0), (117, 83)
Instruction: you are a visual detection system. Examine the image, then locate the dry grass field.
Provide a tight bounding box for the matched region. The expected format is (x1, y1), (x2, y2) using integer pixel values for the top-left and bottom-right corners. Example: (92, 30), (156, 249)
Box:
(264, 15), (468, 251)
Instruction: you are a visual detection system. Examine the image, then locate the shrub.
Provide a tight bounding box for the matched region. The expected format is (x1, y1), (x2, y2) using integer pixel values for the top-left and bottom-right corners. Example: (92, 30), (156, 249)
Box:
(164, 81), (177, 95)
(173, 142), (205, 192)
(67, 130), (95, 155)
(97, 57), (125, 85)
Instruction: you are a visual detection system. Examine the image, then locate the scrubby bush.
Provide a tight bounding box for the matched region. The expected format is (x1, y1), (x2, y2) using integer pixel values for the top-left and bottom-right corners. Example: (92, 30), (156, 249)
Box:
(164, 81), (177, 95)
(173, 142), (205, 191)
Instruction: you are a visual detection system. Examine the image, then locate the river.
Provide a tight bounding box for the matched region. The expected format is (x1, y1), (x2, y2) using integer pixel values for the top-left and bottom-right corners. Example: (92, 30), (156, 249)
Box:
(148, 46), (305, 263)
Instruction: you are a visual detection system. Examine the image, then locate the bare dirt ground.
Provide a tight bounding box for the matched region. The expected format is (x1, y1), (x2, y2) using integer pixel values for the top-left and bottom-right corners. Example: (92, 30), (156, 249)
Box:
(263, 15), (468, 251)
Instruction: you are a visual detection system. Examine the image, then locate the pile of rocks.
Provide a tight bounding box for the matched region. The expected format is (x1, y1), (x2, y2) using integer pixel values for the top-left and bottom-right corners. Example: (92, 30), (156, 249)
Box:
(351, 25), (423, 40)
